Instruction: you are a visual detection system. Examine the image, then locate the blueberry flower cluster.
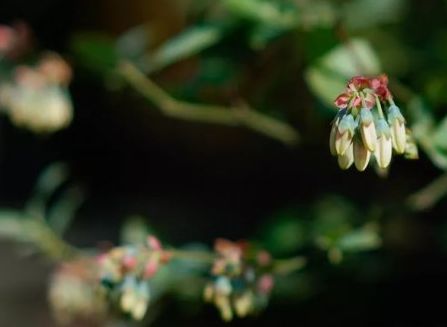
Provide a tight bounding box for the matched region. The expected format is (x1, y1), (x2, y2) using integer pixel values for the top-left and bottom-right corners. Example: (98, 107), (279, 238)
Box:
(330, 75), (417, 171)
(203, 239), (275, 321)
(98, 236), (170, 320)
(0, 23), (73, 133)
(49, 258), (108, 325)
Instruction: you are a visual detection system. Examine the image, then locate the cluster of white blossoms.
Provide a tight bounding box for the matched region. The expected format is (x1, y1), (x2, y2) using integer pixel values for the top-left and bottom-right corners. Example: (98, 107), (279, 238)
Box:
(0, 23), (73, 133)
(49, 259), (108, 325)
(98, 236), (169, 320)
(203, 239), (275, 321)
(330, 75), (418, 171)
(0, 53), (73, 133)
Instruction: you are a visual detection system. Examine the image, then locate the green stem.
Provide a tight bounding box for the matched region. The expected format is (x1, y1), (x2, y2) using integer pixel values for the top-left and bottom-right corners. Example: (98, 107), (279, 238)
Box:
(375, 95), (385, 119)
(360, 92), (369, 110)
(26, 218), (81, 262)
(118, 61), (300, 146)
(169, 249), (215, 263)
(407, 172), (447, 211)
(272, 256), (307, 275)
(169, 249), (306, 275)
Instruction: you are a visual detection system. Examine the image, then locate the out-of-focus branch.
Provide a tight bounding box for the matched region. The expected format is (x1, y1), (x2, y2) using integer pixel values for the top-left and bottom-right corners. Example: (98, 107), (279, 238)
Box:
(170, 248), (306, 275)
(0, 213), (81, 262)
(407, 172), (447, 211)
(3, 209), (306, 275)
(26, 219), (81, 261)
(272, 256), (307, 275)
(117, 61), (300, 145)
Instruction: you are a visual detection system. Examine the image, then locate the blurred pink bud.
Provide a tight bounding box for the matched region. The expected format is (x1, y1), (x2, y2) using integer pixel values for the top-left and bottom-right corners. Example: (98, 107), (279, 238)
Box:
(257, 274), (274, 294)
(96, 253), (107, 265)
(160, 250), (172, 263)
(147, 236), (162, 251)
(256, 250), (272, 267)
(370, 74), (391, 101)
(143, 259), (159, 279)
(211, 259), (226, 275)
(122, 255), (137, 271)
(0, 21), (32, 59)
(215, 238), (243, 261)
(14, 65), (47, 89)
(0, 25), (15, 54)
(37, 52), (72, 85)
(334, 93), (349, 109)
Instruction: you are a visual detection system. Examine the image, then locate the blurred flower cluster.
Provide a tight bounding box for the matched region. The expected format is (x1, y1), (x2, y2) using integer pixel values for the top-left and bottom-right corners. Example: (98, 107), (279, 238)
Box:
(0, 21), (31, 59)
(49, 259), (107, 326)
(330, 75), (418, 171)
(204, 239), (274, 321)
(98, 236), (170, 320)
(0, 23), (73, 133)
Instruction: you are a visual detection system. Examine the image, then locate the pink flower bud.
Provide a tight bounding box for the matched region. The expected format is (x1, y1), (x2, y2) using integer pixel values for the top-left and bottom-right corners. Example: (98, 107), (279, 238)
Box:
(0, 25), (16, 54)
(37, 52), (72, 86)
(143, 259), (159, 279)
(257, 274), (274, 294)
(334, 93), (350, 109)
(0, 22), (32, 59)
(147, 236), (162, 251)
(121, 255), (137, 271)
(256, 250), (272, 267)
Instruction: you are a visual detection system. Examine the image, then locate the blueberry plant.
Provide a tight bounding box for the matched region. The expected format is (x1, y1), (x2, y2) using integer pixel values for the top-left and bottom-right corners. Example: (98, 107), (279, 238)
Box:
(1, 1), (447, 326)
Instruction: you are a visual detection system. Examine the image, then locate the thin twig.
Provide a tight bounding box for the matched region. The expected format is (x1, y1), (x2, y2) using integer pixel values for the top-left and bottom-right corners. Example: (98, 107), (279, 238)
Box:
(170, 248), (306, 275)
(117, 61), (300, 145)
(407, 172), (447, 211)
(272, 256), (307, 275)
(169, 249), (215, 263)
(25, 218), (81, 261)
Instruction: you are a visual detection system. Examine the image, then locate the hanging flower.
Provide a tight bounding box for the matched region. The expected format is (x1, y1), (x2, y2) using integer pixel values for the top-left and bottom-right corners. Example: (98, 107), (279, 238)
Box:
(0, 53), (73, 133)
(203, 239), (274, 321)
(330, 75), (418, 171)
(48, 258), (108, 326)
(98, 235), (170, 320)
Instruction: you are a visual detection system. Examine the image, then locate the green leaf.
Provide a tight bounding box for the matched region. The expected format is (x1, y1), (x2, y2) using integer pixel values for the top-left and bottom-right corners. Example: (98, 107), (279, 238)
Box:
(343, 0), (405, 30)
(71, 32), (119, 76)
(260, 210), (308, 255)
(312, 196), (356, 238)
(337, 225), (381, 252)
(25, 163), (69, 218)
(305, 39), (381, 107)
(249, 24), (286, 50)
(0, 210), (27, 240)
(147, 24), (224, 72)
(223, 0), (298, 29)
(432, 115), (447, 151)
(303, 27), (338, 62)
(407, 97), (435, 134)
(47, 187), (83, 235)
(407, 97), (447, 170)
(424, 74), (447, 106)
(174, 56), (239, 98)
(120, 215), (153, 245)
(32, 163), (69, 199)
(297, 1), (336, 30)
(116, 24), (152, 61)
